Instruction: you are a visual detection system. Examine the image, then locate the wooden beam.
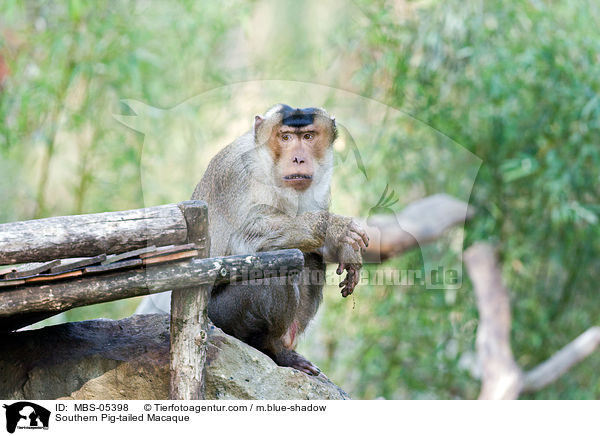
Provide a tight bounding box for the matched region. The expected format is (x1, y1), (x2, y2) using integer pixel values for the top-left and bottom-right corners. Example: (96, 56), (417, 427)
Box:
(50, 254), (107, 274)
(4, 260), (61, 279)
(0, 248), (304, 332)
(0, 204), (189, 264)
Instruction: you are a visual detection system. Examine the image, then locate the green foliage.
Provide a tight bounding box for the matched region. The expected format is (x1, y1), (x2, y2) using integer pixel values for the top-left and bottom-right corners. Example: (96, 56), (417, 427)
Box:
(325, 0), (600, 399)
(1, 0), (598, 399)
(0, 1), (250, 220)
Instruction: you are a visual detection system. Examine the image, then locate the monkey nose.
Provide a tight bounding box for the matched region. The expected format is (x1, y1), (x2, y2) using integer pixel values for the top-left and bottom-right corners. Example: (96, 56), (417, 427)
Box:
(292, 156), (305, 164)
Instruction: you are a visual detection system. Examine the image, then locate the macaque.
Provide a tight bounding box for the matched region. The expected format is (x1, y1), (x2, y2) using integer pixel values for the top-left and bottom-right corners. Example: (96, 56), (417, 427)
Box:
(191, 104), (368, 375)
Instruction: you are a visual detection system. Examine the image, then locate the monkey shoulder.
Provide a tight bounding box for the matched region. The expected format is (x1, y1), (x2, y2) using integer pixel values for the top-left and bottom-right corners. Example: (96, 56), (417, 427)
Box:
(195, 134), (254, 200)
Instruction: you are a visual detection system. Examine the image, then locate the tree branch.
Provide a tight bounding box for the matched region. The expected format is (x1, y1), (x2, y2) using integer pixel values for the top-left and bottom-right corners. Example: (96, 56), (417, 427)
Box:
(522, 327), (600, 393)
(464, 242), (600, 398)
(362, 194), (475, 262)
(464, 242), (522, 399)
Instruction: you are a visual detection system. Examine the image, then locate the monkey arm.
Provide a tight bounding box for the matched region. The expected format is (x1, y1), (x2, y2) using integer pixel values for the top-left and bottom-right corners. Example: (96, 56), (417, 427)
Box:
(240, 206), (368, 297)
(240, 205), (367, 254)
(241, 206), (329, 253)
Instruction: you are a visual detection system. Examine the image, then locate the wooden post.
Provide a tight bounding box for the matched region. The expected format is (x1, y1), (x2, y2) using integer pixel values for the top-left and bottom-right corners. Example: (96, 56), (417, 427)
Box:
(169, 200), (210, 400)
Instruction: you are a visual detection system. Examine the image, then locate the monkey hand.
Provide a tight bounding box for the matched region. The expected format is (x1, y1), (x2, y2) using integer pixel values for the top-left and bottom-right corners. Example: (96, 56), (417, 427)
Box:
(340, 218), (370, 252)
(336, 241), (364, 297)
(324, 216), (368, 297)
(324, 215), (369, 253)
(337, 261), (361, 297)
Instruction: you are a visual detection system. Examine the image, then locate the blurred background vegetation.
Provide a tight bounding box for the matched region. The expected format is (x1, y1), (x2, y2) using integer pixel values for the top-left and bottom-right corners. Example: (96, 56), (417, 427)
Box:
(1, 0), (598, 399)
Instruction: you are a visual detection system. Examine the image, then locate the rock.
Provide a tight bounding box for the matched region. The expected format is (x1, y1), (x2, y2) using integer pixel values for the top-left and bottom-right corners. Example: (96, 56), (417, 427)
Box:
(204, 324), (349, 400)
(0, 314), (349, 400)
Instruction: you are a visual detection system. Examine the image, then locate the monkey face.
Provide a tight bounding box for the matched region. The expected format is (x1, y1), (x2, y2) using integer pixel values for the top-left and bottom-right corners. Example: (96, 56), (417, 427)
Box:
(255, 105), (336, 192)
(277, 127), (319, 190)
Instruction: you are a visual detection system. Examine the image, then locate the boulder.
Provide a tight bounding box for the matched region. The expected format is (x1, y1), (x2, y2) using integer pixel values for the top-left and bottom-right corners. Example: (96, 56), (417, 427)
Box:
(0, 314), (349, 400)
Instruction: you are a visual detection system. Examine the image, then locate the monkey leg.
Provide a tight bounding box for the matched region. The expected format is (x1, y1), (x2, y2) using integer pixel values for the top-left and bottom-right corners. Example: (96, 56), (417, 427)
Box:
(208, 278), (320, 376)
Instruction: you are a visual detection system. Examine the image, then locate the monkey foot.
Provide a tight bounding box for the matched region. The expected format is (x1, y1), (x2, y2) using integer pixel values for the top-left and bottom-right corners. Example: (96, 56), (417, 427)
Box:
(273, 349), (321, 376)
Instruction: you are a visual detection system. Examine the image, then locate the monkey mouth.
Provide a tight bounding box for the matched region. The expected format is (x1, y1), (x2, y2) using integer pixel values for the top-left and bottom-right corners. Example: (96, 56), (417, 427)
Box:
(283, 174), (313, 191)
(283, 174), (313, 181)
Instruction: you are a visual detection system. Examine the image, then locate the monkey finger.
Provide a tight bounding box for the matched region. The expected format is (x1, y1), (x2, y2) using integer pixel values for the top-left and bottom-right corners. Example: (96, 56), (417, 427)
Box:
(361, 230), (370, 247)
(341, 286), (353, 297)
(349, 277), (358, 290)
(339, 278), (355, 296)
(350, 223), (370, 247)
(336, 263), (345, 275)
(343, 280), (357, 295)
(347, 266), (360, 287)
(348, 230), (368, 250)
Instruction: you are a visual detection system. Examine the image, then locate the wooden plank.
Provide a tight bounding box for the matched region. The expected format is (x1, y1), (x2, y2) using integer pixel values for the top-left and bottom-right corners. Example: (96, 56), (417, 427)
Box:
(0, 203), (194, 264)
(50, 254), (107, 274)
(4, 260), (61, 279)
(0, 249), (304, 332)
(0, 265), (18, 277)
(2, 249), (195, 283)
(25, 270), (83, 283)
(142, 250), (198, 266)
(139, 243), (196, 259)
(84, 258), (142, 274)
(0, 279), (25, 288)
(102, 246), (156, 265)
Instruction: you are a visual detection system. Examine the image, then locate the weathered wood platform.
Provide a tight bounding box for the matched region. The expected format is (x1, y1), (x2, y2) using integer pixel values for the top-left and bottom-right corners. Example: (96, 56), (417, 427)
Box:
(0, 248), (304, 332)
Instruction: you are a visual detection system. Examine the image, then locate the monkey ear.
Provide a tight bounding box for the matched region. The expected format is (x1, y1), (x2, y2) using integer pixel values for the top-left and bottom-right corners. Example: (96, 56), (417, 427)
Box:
(253, 115), (268, 145)
(330, 116), (338, 141)
(254, 115), (264, 130)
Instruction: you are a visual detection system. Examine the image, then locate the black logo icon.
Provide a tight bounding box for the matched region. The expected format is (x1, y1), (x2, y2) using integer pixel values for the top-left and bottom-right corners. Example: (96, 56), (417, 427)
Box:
(3, 402), (50, 434)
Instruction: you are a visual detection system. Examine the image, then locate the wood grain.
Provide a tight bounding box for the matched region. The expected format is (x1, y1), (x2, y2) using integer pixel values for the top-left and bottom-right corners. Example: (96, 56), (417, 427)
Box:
(170, 200), (209, 400)
(50, 254), (107, 274)
(0, 204), (189, 264)
(4, 260), (61, 279)
(25, 270), (83, 283)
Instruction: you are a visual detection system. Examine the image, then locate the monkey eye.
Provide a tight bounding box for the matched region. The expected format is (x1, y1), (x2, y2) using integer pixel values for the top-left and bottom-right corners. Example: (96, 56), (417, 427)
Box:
(303, 133), (314, 140)
(281, 134), (291, 141)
